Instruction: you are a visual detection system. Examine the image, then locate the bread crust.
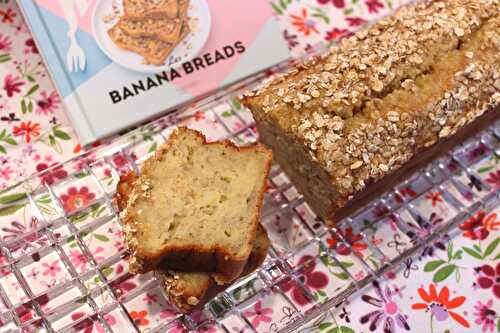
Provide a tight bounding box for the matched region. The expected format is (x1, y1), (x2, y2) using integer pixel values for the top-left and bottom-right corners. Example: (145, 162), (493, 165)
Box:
(156, 225), (269, 313)
(241, 0), (499, 225)
(123, 0), (179, 19)
(120, 127), (272, 284)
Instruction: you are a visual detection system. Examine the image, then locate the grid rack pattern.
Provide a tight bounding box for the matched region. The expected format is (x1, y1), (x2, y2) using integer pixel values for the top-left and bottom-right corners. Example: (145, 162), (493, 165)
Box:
(0, 99), (498, 333)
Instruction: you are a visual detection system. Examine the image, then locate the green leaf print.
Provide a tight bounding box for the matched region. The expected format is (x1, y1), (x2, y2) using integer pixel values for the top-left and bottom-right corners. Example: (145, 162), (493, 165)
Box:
(94, 234), (110, 242)
(462, 246), (482, 260)
(0, 54), (11, 63)
(0, 192), (27, 205)
(270, 0), (291, 15)
(433, 265), (456, 283)
(102, 266), (113, 277)
(148, 142), (157, 153)
(327, 327), (355, 333)
(24, 84), (39, 97)
(0, 204), (25, 216)
(21, 99), (27, 114)
(447, 242), (453, 261)
(318, 323), (332, 330)
(424, 260), (445, 272)
(484, 238), (499, 258)
(496, 318), (500, 332)
(53, 128), (71, 140)
(333, 272), (349, 280)
(477, 166), (494, 173)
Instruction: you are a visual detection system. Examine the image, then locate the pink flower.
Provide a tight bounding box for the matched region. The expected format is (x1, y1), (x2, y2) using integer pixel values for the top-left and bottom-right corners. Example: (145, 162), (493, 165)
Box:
(243, 301), (273, 328)
(325, 28), (348, 41)
(346, 17), (366, 26)
(3, 74), (24, 97)
(42, 260), (61, 277)
(365, 0), (384, 13)
(114, 240), (124, 252)
(25, 38), (38, 54)
(36, 91), (60, 115)
(92, 246), (105, 263)
(143, 293), (158, 305)
(317, 0), (345, 8)
(60, 186), (96, 212)
(69, 250), (88, 272)
(474, 300), (496, 332)
(0, 166), (13, 180)
(159, 308), (176, 319)
(36, 162), (68, 185)
(0, 34), (12, 52)
(485, 170), (500, 189)
(95, 314), (116, 333)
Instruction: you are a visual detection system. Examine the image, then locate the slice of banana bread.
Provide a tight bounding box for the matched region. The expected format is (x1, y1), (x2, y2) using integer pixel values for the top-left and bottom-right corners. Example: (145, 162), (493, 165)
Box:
(116, 173), (270, 312)
(107, 24), (175, 65)
(123, 0), (179, 19)
(121, 127), (272, 284)
(118, 16), (183, 43)
(157, 225), (269, 313)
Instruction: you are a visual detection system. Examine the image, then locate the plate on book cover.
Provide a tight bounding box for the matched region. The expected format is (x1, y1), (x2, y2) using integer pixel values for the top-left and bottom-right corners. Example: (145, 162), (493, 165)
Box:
(92, 0), (211, 73)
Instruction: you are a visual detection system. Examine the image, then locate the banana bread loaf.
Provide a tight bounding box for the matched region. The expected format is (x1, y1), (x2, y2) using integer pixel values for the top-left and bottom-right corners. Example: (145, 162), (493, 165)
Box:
(241, 0), (499, 224)
(120, 127), (272, 284)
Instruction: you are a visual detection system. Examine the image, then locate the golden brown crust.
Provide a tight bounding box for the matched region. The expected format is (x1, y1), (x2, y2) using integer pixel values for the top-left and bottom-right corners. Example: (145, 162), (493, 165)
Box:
(123, 0), (179, 19)
(156, 225), (269, 313)
(107, 24), (176, 65)
(117, 16), (183, 43)
(121, 127), (273, 284)
(241, 0), (500, 225)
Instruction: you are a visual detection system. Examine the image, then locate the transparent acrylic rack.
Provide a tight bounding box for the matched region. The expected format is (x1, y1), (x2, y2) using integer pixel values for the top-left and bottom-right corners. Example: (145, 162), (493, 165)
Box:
(0, 93), (498, 333)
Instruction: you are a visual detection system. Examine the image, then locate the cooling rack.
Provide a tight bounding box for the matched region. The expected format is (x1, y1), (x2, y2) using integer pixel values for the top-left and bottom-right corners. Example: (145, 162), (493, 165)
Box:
(0, 95), (498, 333)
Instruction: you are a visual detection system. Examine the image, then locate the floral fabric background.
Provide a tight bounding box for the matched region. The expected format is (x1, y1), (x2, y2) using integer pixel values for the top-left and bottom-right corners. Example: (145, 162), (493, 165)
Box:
(0, 0), (498, 333)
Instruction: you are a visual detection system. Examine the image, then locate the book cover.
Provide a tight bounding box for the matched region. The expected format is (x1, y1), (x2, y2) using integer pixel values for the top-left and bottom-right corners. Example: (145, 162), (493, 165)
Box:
(17, 0), (291, 145)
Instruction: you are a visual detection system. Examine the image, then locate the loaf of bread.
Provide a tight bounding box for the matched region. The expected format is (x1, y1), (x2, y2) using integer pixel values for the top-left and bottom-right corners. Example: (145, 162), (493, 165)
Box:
(120, 127), (272, 284)
(123, 0), (179, 19)
(116, 172), (270, 313)
(241, 0), (499, 225)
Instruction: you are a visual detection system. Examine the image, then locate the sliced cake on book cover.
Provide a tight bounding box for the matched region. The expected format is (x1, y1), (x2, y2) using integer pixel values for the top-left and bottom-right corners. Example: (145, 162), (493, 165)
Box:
(17, 0), (290, 145)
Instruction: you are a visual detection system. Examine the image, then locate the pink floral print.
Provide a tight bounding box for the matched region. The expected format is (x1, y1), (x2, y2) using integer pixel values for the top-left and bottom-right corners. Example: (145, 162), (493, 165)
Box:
(3, 74), (24, 97)
(473, 300), (497, 332)
(243, 301), (273, 328)
(41, 260), (61, 277)
(0, 34), (12, 52)
(35, 90), (60, 115)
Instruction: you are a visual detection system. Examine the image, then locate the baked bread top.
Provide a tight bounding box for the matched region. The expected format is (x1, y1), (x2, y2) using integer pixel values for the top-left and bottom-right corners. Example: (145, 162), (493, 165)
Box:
(121, 127), (272, 284)
(242, 0), (499, 209)
(107, 24), (176, 65)
(117, 16), (183, 43)
(123, 0), (179, 19)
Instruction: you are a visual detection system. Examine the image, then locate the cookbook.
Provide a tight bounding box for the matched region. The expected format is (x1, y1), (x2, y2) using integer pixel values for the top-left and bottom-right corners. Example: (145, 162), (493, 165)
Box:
(17, 0), (291, 145)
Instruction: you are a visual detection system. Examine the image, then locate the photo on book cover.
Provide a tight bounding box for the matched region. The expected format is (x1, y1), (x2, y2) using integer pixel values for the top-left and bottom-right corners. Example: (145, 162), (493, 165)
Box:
(18, 0), (290, 144)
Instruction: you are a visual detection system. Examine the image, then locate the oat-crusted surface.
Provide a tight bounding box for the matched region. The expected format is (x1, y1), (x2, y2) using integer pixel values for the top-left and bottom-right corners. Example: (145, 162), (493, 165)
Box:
(242, 0), (499, 221)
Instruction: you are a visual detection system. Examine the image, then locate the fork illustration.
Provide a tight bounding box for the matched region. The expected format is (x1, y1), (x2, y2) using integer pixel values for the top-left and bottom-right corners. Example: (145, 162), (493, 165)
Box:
(59, 0), (92, 72)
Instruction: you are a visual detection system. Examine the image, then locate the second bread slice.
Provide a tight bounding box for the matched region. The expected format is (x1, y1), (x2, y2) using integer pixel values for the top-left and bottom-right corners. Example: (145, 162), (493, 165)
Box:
(121, 127), (272, 284)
